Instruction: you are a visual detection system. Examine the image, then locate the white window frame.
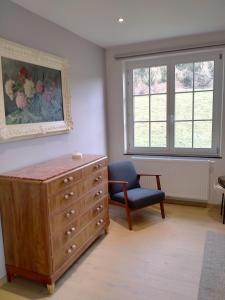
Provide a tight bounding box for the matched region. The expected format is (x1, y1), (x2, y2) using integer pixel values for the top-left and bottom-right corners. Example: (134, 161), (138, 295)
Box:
(124, 48), (224, 157)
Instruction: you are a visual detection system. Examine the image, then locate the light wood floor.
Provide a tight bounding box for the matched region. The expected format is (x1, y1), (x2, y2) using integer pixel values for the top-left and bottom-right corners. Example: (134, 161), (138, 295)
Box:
(0, 203), (224, 300)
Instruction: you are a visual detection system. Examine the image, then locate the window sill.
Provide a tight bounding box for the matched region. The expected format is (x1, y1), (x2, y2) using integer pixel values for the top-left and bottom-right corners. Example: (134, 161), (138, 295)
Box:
(124, 153), (222, 160)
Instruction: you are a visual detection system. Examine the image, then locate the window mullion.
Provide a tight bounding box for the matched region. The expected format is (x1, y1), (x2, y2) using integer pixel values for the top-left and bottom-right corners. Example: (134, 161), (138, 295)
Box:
(168, 61), (175, 152)
(149, 68), (151, 148)
(211, 53), (222, 153)
(127, 68), (134, 152)
(192, 62), (195, 148)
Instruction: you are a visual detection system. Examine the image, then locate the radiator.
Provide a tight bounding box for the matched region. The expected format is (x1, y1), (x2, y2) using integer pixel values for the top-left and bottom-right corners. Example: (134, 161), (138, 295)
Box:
(132, 157), (212, 203)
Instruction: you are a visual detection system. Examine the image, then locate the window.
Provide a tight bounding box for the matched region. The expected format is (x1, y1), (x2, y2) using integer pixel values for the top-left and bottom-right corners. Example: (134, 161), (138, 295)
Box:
(124, 49), (224, 157)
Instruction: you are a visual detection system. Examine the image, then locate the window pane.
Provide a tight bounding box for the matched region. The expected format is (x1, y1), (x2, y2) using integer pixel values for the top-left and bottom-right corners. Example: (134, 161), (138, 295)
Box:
(175, 122), (192, 148)
(133, 68), (149, 95)
(193, 121), (212, 148)
(175, 93), (193, 120)
(134, 96), (149, 121)
(175, 63), (193, 92)
(150, 66), (167, 94)
(150, 94), (167, 121)
(134, 122), (149, 147)
(194, 61), (214, 91)
(194, 91), (213, 120)
(151, 122), (167, 147)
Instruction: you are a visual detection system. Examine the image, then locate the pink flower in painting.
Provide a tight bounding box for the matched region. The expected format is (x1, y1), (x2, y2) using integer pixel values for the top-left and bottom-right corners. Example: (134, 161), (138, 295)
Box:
(15, 92), (27, 109)
(36, 80), (44, 93)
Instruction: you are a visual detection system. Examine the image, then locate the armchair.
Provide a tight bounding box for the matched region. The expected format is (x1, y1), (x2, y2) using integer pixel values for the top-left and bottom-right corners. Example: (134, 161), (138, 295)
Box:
(108, 160), (165, 230)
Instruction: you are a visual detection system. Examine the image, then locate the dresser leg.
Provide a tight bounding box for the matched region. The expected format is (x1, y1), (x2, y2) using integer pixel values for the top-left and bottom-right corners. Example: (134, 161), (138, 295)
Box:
(47, 283), (55, 294)
(104, 226), (109, 234)
(6, 271), (14, 282)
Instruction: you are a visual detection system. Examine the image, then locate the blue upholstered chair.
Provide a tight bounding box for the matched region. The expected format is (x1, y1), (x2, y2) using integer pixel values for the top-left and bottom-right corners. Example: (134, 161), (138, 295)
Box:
(108, 160), (165, 230)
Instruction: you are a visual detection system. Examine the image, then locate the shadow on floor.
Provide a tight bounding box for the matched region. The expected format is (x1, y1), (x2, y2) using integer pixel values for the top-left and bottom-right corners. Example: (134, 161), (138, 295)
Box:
(109, 205), (166, 231)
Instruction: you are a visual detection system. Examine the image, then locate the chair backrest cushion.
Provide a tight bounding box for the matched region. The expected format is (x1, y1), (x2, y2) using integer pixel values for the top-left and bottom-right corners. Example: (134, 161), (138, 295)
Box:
(218, 176), (225, 188)
(108, 160), (140, 194)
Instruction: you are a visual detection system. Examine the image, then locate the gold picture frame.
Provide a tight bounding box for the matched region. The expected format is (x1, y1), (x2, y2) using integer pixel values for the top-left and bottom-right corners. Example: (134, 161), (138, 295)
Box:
(0, 37), (73, 142)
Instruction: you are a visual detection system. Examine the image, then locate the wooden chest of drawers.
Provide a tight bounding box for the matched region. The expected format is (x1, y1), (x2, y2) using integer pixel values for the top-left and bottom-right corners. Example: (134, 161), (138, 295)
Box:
(0, 154), (109, 293)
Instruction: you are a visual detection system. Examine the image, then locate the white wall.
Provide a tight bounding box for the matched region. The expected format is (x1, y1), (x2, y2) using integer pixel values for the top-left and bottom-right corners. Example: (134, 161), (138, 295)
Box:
(0, 0), (107, 278)
(106, 31), (225, 204)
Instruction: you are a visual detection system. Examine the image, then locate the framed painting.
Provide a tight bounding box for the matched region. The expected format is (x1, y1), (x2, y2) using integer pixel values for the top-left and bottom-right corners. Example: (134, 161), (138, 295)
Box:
(0, 37), (73, 142)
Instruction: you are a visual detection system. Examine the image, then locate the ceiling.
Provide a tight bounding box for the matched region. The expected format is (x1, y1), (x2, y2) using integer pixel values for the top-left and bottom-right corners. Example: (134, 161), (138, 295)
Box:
(11, 0), (225, 48)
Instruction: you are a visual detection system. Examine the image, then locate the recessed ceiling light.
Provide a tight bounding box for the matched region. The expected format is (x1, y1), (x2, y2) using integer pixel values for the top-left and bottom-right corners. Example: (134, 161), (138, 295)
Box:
(118, 17), (124, 23)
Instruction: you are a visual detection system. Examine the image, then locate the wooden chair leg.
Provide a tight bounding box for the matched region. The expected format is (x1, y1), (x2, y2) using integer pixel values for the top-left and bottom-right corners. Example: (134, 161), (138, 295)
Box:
(221, 193), (224, 216)
(125, 206), (132, 230)
(160, 202), (165, 219)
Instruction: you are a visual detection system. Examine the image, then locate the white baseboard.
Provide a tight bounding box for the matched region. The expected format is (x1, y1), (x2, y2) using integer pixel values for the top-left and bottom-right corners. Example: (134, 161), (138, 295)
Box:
(165, 196), (207, 207)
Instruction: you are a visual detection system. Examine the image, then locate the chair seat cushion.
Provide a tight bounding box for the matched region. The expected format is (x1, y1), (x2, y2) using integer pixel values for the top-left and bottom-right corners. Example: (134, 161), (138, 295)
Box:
(111, 188), (165, 210)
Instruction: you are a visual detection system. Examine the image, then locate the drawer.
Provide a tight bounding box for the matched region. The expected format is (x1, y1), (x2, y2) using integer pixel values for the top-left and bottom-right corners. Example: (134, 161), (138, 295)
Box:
(51, 193), (108, 233)
(84, 183), (108, 212)
(49, 181), (108, 214)
(50, 181), (108, 219)
(52, 197), (108, 249)
(84, 168), (108, 191)
(82, 158), (107, 177)
(53, 211), (107, 271)
(47, 168), (82, 196)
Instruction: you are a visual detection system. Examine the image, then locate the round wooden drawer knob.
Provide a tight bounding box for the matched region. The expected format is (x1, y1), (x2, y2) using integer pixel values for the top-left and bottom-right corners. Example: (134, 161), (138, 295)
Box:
(96, 190), (103, 197)
(66, 230), (71, 235)
(64, 194), (69, 200)
(72, 244), (76, 249)
(97, 220), (103, 226)
(69, 177), (74, 182)
(69, 192), (74, 196)
(71, 227), (76, 231)
(64, 178), (69, 183)
(67, 249), (72, 254)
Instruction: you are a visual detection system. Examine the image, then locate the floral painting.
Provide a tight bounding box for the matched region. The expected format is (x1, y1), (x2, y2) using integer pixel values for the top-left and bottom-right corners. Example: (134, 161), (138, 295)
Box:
(2, 57), (64, 124)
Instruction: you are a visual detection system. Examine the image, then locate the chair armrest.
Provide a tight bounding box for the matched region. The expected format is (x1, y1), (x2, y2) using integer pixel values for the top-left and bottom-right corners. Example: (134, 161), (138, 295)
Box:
(137, 174), (162, 190)
(108, 180), (129, 206)
(137, 174), (161, 177)
(108, 180), (128, 185)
